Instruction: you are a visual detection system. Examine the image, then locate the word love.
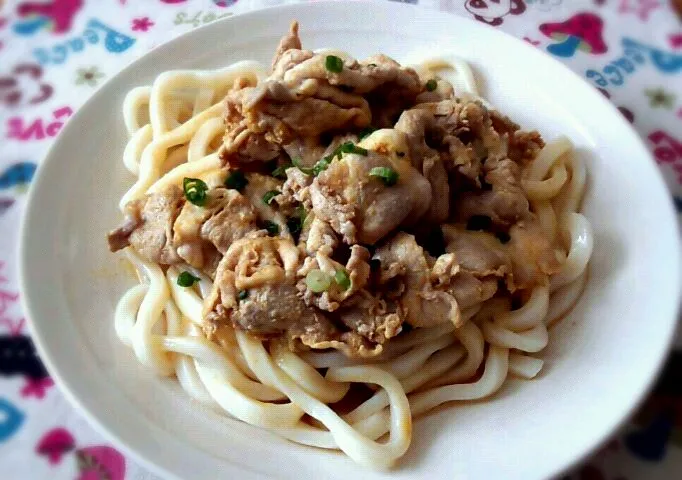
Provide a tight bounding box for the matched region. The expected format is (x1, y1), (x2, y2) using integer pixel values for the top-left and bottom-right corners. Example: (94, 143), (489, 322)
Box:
(33, 18), (135, 66)
(586, 37), (682, 88)
(174, 10), (232, 28)
(7, 106), (72, 141)
(648, 130), (682, 184)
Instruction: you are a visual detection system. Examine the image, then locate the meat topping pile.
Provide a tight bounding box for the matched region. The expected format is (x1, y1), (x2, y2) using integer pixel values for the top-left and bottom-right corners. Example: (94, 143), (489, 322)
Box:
(108, 22), (559, 358)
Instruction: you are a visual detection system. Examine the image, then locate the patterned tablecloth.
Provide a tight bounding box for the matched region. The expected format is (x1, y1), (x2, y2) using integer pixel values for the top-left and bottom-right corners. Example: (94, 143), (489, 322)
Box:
(0, 0), (681, 479)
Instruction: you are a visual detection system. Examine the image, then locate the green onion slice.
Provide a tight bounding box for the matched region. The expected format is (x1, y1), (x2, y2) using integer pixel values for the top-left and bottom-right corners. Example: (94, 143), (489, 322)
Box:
(306, 269), (333, 293)
(338, 142), (368, 157)
(335, 269), (351, 290)
(325, 55), (343, 73)
(369, 166), (399, 186)
(425, 79), (438, 91)
(292, 157), (313, 175)
(238, 290), (248, 300)
(262, 190), (279, 205)
(177, 271), (200, 287)
(225, 169), (248, 191)
(183, 177), (208, 206)
(312, 156), (332, 176)
(272, 163), (291, 179)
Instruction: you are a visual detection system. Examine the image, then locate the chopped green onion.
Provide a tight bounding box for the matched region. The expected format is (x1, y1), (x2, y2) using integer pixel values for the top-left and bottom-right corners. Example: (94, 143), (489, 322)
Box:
(325, 55), (343, 73)
(238, 290), (248, 300)
(368, 63), (377, 67)
(177, 271), (200, 287)
(225, 169), (248, 191)
(183, 177), (209, 206)
(262, 190), (279, 205)
(425, 79), (438, 91)
(264, 221), (280, 236)
(369, 166), (399, 186)
(338, 142), (368, 157)
(272, 163), (291, 179)
(334, 269), (351, 290)
(312, 156), (332, 176)
(292, 157), (313, 175)
(306, 269), (333, 293)
(358, 127), (376, 140)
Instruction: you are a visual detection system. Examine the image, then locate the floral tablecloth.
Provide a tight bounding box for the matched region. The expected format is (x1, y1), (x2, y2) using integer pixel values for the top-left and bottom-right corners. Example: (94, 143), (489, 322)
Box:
(1, 1), (681, 479)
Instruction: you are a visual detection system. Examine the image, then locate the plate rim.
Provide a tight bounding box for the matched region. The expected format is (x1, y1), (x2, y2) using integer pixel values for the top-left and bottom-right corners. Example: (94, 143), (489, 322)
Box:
(18, 2), (682, 479)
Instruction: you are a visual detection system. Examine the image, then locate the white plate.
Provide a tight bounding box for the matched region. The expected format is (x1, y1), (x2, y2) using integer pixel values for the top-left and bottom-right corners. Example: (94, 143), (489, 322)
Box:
(20, 2), (681, 479)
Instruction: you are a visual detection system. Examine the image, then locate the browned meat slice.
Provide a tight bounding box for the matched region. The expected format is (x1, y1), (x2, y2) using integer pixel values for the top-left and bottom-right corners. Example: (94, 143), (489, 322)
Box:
(373, 233), (461, 328)
(233, 283), (306, 335)
(507, 221), (561, 290)
(286, 311), (384, 358)
(203, 237), (385, 358)
(280, 52), (421, 96)
(337, 291), (403, 344)
(447, 272), (499, 309)
(509, 130), (545, 165)
(202, 237), (301, 335)
(107, 186), (184, 264)
(456, 158), (530, 227)
(272, 21), (302, 68)
(277, 166), (313, 211)
(310, 150), (431, 245)
(437, 226), (512, 308)
(393, 109), (450, 223)
(173, 187), (259, 268)
(221, 24), (422, 164)
(441, 225), (511, 277)
(107, 215), (140, 252)
(282, 138), (327, 170)
(297, 244), (371, 312)
(302, 217), (338, 256)
(241, 173), (290, 235)
(222, 79), (370, 160)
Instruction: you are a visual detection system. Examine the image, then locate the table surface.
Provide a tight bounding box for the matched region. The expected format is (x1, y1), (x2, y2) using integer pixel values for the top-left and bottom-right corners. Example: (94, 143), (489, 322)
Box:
(1, 1), (681, 479)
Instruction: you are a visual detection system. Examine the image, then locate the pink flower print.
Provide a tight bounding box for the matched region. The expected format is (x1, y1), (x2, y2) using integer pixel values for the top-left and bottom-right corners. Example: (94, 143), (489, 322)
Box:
(0, 317), (25, 335)
(76, 446), (126, 480)
(671, 34), (682, 49)
(21, 376), (54, 398)
(131, 17), (154, 32)
(36, 428), (75, 465)
(618, 0), (662, 21)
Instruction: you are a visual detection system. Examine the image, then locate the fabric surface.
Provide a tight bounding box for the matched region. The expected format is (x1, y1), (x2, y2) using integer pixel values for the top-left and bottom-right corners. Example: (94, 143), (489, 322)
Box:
(1, 0), (681, 479)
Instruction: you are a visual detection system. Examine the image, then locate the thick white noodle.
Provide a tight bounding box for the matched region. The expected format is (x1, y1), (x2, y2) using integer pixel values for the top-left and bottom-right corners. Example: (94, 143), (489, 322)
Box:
(495, 284), (549, 331)
(509, 353), (544, 379)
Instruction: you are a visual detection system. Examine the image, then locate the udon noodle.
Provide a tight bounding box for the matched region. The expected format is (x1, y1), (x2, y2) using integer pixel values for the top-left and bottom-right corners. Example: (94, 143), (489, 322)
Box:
(112, 41), (592, 469)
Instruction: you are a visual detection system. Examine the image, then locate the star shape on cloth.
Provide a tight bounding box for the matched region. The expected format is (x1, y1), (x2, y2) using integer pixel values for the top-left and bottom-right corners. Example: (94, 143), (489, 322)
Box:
(132, 17), (155, 32)
(618, 0), (662, 20)
(645, 87), (676, 109)
(75, 66), (105, 87)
